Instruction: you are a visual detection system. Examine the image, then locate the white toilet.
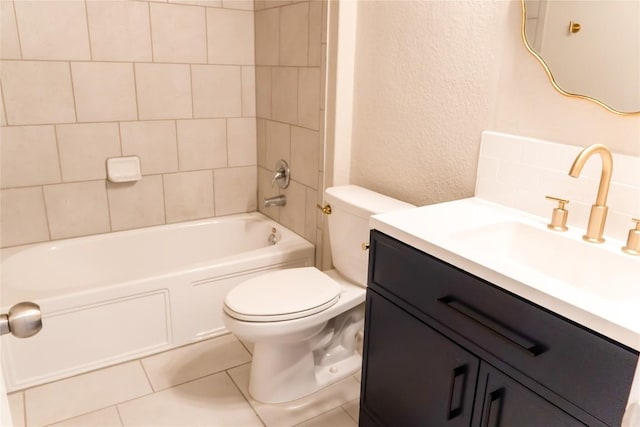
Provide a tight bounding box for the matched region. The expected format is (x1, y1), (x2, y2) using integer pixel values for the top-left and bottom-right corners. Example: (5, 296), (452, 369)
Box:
(222, 185), (414, 403)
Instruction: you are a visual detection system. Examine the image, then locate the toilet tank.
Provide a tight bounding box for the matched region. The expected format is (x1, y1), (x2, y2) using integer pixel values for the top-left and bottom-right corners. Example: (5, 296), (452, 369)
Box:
(324, 185), (414, 286)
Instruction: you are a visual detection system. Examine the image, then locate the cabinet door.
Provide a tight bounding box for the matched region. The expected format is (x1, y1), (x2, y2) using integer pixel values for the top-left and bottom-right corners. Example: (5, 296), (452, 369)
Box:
(473, 362), (585, 427)
(360, 291), (479, 426)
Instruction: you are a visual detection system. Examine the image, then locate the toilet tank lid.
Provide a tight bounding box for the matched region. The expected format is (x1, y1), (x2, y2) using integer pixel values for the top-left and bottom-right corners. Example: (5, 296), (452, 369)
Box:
(324, 185), (414, 219)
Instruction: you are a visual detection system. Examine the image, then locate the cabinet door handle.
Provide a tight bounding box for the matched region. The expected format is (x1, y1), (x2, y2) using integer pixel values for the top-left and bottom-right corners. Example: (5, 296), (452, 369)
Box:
(438, 296), (545, 357)
(483, 388), (504, 427)
(447, 365), (468, 419)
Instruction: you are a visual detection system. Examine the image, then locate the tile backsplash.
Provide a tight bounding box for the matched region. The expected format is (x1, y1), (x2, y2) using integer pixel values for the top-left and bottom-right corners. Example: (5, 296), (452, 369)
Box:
(476, 131), (640, 242)
(2, 0), (301, 249)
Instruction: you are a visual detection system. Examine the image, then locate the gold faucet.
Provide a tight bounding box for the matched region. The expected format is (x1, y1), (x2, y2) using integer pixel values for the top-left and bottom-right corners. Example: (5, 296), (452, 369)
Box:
(568, 144), (613, 243)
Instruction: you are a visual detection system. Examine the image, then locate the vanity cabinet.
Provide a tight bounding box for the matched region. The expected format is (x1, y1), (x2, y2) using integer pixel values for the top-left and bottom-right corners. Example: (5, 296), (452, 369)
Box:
(359, 231), (639, 427)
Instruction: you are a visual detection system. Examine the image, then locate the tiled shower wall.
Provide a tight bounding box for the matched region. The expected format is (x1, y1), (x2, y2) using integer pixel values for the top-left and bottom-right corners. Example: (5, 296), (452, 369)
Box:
(1, 0), (326, 254)
(0, 0), (257, 248)
(254, 0), (327, 266)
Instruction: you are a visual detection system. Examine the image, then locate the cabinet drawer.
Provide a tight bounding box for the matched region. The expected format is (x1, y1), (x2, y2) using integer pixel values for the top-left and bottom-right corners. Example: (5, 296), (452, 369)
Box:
(369, 230), (638, 426)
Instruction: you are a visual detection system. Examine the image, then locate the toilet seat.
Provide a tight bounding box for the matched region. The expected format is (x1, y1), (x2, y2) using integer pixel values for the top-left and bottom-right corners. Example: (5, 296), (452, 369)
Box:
(223, 267), (341, 322)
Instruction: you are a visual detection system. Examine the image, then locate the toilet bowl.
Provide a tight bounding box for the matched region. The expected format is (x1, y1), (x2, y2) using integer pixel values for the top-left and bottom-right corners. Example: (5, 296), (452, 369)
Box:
(222, 185), (414, 403)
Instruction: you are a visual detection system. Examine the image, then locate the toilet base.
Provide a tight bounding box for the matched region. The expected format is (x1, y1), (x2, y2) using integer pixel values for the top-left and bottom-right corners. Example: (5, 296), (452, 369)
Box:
(248, 342), (362, 404)
(247, 306), (365, 404)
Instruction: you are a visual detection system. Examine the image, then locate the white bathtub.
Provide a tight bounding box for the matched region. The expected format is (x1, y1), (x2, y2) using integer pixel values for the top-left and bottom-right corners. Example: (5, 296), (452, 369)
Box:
(0, 212), (314, 392)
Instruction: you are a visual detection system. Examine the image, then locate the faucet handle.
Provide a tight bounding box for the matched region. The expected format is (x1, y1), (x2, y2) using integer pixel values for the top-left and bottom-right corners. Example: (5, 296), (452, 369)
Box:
(622, 218), (640, 256)
(545, 195), (569, 231)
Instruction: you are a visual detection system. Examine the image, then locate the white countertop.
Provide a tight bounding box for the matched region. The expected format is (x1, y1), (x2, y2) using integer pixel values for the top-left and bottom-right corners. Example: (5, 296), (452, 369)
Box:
(370, 197), (640, 352)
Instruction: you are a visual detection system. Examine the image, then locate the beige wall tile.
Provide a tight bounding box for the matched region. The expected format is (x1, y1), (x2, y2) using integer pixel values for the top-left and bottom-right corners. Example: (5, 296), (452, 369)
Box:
(192, 65), (241, 118)
(265, 120), (290, 167)
(14, 0), (90, 60)
(280, 2), (308, 66)
(280, 179), (305, 236)
(291, 126), (318, 188)
(255, 66), (272, 119)
(263, 1), (293, 10)
(254, 0), (265, 11)
(87, 1), (152, 62)
(150, 3), (206, 64)
(272, 67), (298, 124)
(228, 118), (257, 167)
(135, 63), (192, 120)
(1, 1), (21, 59)
(320, 45), (327, 112)
(321, 0), (327, 43)
(305, 186), (318, 243)
(44, 180), (110, 240)
(255, 8), (279, 66)
(163, 170), (214, 223)
(72, 62), (138, 122)
(241, 66), (256, 117)
(222, 0), (253, 10)
(121, 121), (178, 175)
(0, 187), (49, 247)
(308, 1), (322, 66)
(207, 8), (254, 65)
(258, 166), (279, 220)
(168, 0), (222, 7)
(1, 86), (6, 127)
(257, 118), (267, 168)
(1, 125), (61, 188)
(108, 175), (165, 231)
(177, 119), (227, 170)
(298, 67), (320, 130)
(214, 166), (257, 216)
(56, 123), (122, 182)
(1, 61), (76, 125)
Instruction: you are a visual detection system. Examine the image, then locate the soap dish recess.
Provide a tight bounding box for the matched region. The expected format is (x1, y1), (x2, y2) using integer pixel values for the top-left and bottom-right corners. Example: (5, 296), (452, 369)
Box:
(107, 156), (141, 183)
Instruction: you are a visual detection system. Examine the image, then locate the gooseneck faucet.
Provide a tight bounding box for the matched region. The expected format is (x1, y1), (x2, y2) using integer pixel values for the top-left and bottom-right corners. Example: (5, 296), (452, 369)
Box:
(568, 144), (613, 243)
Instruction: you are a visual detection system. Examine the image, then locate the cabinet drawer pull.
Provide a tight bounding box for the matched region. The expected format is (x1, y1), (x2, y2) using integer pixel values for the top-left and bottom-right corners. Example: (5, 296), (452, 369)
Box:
(447, 365), (468, 419)
(483, 388), (504, 427)
(438, 296), (545, 357)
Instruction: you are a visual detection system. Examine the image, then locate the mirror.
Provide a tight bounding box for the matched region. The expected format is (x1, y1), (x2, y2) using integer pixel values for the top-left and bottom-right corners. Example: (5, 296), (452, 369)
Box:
(521, 0), (640, 115)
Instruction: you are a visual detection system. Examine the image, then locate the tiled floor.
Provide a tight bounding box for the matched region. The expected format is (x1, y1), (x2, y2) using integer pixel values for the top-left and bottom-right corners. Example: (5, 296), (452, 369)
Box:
(6, 334), (361, 427)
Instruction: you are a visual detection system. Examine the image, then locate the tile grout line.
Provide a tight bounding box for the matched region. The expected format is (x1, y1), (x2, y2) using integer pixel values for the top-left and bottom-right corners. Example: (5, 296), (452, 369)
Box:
(224, 367), (267, 427)
(137, 358), (156, 393)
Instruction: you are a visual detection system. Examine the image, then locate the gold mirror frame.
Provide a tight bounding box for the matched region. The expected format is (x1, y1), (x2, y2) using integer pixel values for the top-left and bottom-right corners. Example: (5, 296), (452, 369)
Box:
(520, 0), (640, 116)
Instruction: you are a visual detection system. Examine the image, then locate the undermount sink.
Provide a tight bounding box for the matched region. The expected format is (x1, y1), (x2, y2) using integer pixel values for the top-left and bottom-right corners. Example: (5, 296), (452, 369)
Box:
(449, 221), (639, 301)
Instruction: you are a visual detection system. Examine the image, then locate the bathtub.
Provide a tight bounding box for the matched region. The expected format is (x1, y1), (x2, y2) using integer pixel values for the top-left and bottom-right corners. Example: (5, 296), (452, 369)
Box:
(0, 212), (314, 392)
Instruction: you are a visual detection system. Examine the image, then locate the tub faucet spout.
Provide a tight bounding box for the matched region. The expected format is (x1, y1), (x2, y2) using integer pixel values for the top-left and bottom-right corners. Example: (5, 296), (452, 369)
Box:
(264, 195), (286, 208)
(568, 144), (613, 243)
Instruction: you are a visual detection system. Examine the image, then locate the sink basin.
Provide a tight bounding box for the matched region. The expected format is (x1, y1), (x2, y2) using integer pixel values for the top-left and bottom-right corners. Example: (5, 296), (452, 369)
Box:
(450, 221), (639, 301)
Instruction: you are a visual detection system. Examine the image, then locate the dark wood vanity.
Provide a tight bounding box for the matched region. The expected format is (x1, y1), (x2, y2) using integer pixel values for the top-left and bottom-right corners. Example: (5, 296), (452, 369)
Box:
(359, 230), (639, 427)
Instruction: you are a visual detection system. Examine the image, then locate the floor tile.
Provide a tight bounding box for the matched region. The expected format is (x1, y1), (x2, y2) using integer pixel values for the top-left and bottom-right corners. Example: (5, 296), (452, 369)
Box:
(342, 399), (359, 423)
(141, 334), (252, 391)
(117, 372), (263, 426)
(24, 361), (152, 426)
(7, 392), (25, 427)
(227, 364), (361, 427)
(48, 407), (122, 427)
(294, 407), (357, 427)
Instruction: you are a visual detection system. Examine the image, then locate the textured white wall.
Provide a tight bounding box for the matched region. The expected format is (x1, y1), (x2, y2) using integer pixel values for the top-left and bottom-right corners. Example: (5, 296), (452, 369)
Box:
(348, 0), (640, 207)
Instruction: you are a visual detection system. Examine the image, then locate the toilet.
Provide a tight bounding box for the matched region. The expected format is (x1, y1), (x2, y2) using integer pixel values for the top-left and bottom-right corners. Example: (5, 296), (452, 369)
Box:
(222, 185), (414, 403)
